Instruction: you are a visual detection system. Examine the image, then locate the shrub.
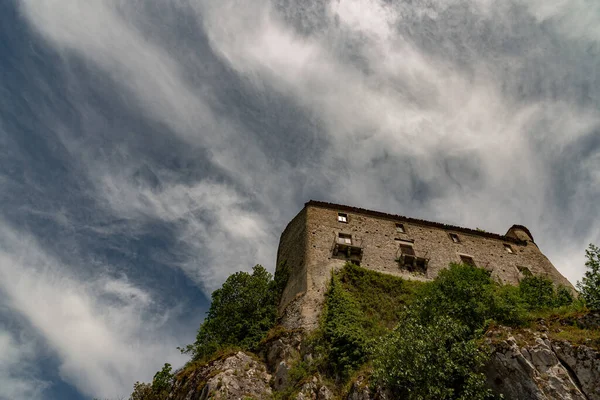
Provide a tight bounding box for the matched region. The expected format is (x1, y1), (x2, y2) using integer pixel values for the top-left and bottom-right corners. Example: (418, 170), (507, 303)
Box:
(372, 313), (495, 400)
(183, 265), (279, 360)
(414, 263), (507, 332)
(151, 363), (174, 394)
(491, 284), (527, 326)
(519, 275), (575, 310)
(324, 273), (369, 379)
(577, 244), (600, 310)
(519, 275), (557, 310)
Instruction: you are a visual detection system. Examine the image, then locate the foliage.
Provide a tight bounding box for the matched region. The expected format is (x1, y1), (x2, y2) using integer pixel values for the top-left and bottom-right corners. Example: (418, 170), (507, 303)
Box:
(322, 263), (424, 379)
(336, 262), (423, 331)
(182, 265), (280, 360)
(372, 313), (495, 400)
(519, 275), (555, 310)
(414, 263), (528, 332)
(128, 363), (174, 400)
(519, 275), (574, 310)
(577, 244), (600, 310)
(324, 273), (370, 378)
(490, 284), (528, 326)
(555, 285), (575, 307)
(151, 363), (174, 394)
(129, 382), (153, 400)
(367, 264), (502, 398)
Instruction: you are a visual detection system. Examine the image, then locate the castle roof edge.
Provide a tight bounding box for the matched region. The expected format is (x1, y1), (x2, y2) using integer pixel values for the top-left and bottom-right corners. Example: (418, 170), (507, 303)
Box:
(305, 200), (528, 246)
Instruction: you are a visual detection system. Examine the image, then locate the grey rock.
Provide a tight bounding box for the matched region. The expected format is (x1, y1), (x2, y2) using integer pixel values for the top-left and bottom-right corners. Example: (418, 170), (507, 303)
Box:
(553, 340), (600, 399)
(169, 351), (272, 400)
(486, 334), (596, 400)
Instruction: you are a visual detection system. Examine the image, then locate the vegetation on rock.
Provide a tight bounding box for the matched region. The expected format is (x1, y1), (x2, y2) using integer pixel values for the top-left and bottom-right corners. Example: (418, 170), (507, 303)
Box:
(128, 247), (600, 400)
(578, 243), (600, 310)
(180, 264), (288, 361)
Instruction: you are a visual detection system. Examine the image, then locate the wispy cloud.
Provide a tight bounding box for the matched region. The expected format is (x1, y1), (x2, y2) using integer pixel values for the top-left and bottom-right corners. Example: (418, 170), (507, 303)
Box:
(0, 329), (49, 400)
(4, 0), (600, 398)
(0, 223), (187, 398)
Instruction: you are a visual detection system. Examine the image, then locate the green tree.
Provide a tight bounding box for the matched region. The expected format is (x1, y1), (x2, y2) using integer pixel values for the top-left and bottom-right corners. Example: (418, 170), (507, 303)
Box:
(151, 363), (173, 395)
(519, 275), (557, 310)
(415, 263), (506, 332)
(324, 273), (369, 378)
(577, 244), (600, 310)
(372, 314), (494, 400)
(183, 265), (278, 360)
(129, 382), (153, 400)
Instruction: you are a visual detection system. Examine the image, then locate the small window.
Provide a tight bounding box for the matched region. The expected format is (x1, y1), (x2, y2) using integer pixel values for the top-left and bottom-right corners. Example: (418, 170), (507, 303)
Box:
(517, 265), (532, 277)
(460, 255), (475, 266)
(449, 233), (461, 243)
(396, 223), (406, 233)
(399, 244), (415, 256)
(338, 213), (348, 223)
(503, 244), (514, 254)
(338, 233), (352, 245)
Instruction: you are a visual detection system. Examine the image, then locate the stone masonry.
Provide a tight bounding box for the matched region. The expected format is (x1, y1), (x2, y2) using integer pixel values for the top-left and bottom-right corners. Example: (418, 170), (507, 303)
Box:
(276, 200), (575, 330)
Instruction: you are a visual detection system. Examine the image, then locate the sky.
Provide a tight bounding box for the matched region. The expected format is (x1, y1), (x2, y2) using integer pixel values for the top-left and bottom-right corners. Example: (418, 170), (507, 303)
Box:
(1, 0), (599, 398)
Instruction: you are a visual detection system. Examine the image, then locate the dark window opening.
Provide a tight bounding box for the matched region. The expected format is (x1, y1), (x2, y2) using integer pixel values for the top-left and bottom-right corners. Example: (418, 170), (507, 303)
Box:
(399, 244), (415, 256)
(396, 244), (428, 273)
(338, 213), (348, 223)
(396, 223), (406, 233)
(460, 255), (475, 266)
(517, 265), (532, 277)
(449, 233), (461, 243)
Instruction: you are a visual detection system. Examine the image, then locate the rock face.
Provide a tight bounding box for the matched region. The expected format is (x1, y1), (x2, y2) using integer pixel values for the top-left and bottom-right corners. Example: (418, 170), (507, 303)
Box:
(553, 340), (600, 399)
(486, 334), (600, 400)
(293, 375), (334, 400)
(169, 352), (272, 400)
(262, 331), (303, 391)
(167, 331), (599, 400)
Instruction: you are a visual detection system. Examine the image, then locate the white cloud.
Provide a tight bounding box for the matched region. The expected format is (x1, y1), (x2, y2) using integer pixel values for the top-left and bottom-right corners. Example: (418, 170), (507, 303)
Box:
(11, 2), (600, 398)
(0, 223), (187, 398)
(96, 173), (274, 291)
(0, 330), (49, 400)
(18, 0), (286, 290)
(524, 0), (600, 42)
(197, 0), (599, 284)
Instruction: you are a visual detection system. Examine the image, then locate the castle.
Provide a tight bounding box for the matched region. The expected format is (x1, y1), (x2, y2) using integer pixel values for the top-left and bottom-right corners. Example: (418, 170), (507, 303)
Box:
(276, 200), (575, 330)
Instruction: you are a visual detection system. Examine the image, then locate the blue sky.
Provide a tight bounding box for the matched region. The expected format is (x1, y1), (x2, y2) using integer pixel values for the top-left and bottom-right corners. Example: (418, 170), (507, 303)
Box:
(1, 0), (599, 399)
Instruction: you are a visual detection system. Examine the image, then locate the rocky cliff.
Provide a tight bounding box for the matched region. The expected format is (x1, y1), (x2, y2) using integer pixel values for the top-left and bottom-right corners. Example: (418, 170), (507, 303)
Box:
(164, 321), (600, 400)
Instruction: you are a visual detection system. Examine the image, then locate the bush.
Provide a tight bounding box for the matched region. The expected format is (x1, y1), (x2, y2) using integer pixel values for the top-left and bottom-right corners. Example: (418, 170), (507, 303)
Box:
(128, 363), (174, 400)
(372, 313), (495, 400)
(415, 263), (522, 332)
(491, 284), (528, 326)
(519, 275), (556, 310)
(183, 265), (280, 360)
(519, 275), (574, 310)
(578, 244), (600, 310)
(324, 273), (369, 378)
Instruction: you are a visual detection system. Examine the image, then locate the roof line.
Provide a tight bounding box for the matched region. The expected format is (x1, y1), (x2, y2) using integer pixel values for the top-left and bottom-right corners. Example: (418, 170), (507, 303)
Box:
(305, 200), (527, 245)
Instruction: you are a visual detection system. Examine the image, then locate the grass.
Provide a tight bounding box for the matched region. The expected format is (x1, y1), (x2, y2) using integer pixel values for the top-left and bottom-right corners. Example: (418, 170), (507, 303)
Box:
(336, 262), (425, 334)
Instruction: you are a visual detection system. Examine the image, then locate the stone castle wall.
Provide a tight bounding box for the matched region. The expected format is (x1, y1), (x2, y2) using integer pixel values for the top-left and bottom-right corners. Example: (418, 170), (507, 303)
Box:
(276, 201), (575, 330)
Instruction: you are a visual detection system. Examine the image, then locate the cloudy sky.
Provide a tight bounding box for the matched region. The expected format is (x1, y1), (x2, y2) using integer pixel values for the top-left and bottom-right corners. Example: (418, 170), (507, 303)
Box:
(1, 0), (599, 398)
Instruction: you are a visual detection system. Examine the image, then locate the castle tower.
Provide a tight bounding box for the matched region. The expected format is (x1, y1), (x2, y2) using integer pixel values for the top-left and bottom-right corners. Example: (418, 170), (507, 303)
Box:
(276, 201), (575, 330)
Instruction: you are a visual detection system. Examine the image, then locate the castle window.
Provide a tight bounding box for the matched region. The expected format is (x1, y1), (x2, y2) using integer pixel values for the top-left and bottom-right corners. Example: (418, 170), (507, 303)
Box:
(503, 244), (514, 254)
(517, 265), (532, 277)
(396, 223), (406, 233)
(338, 213), (348, 223)
(399, 243), (415, 256)
(460, 255), (475, 266)
(449, 233), (461, 243)
(338, 233), (352, 245)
